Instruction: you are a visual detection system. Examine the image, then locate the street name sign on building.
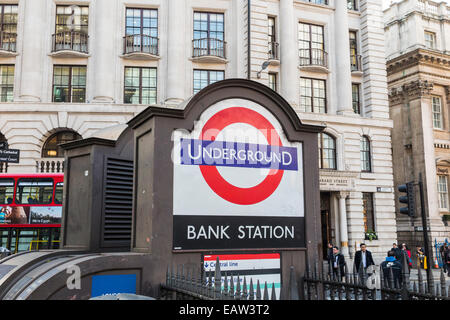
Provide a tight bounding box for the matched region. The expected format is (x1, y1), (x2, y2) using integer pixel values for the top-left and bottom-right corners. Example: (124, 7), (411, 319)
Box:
(0, 148), (20, 163)
(173, 99), (305, 250)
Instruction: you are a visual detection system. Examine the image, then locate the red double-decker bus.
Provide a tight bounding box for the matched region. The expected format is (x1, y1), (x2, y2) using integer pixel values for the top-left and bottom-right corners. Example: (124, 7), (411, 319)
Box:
(0, 173), (63, 254)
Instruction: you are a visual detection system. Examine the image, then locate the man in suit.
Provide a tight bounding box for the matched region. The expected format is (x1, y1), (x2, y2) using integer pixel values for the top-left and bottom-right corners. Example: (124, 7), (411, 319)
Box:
(331, 246), (346, 281)
(354, 243), (375, 273)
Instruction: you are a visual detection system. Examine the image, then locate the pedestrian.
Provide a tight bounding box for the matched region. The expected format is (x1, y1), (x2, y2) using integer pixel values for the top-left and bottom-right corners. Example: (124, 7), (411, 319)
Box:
(381, 250), (403, 288)
(416, 247), (425, 269)
(440, 243), (448, 273)
(354, 243), (375, 273)
(390, 243), (402, 262)
(326, 242), (334, 273)
(400, 243), (412, 270)
(331, 246), (346, 281)
(443, 244), (450, 275)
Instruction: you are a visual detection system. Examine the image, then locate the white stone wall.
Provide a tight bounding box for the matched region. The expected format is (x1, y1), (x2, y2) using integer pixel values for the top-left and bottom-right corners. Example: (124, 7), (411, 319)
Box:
(0, 0), (397, 260)
(384, 0), (450, 60)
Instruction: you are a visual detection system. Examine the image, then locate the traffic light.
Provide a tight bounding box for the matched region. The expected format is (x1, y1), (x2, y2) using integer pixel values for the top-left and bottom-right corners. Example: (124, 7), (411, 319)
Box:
(398, 182), (415, 217)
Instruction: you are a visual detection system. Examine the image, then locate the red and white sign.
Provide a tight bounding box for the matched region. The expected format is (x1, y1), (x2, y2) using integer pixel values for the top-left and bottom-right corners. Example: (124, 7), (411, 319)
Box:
(203, 253), (281, 299)
(173, 98), (304, 217)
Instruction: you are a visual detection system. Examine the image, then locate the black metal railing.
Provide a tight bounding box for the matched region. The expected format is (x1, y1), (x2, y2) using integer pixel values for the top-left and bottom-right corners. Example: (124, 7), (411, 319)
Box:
(299, 48), (328, 68)
(304, 254), (449, 301)
(268, 41), (279, 60)
(160, 254), (449, 301)
(52, 31), (89, 53)
(351, 54), (362, 72)
(160, 257), (298, 300)
(123, 34), (159, 56)
(192, 38), (226, 59)
(0, 32), (16, 52)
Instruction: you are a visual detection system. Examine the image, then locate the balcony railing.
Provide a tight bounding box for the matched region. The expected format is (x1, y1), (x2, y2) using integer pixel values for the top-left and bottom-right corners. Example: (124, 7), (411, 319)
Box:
(36, 158), (64, 173)
(268, 41), (279, 60)
(0, 162), (8, 173)
(123, 34), (159, 56)
(299, 48), (328, 68)
(192, 38), (226, 59)
(0, 32), (16, 52)
(52, 31), (89, 54)
(350, 54), (362, 72)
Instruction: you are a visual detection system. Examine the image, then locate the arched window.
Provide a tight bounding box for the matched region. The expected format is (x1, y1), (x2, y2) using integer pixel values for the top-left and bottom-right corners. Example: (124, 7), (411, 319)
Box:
(318, 132), (336, 170)
(360, 135), (371, 172)
(42, 130), (82, 158)
(0, 132), (6, 146)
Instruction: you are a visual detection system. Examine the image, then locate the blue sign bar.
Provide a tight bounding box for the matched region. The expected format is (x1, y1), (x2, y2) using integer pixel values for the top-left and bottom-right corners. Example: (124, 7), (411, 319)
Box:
(180, 138), (298, 171)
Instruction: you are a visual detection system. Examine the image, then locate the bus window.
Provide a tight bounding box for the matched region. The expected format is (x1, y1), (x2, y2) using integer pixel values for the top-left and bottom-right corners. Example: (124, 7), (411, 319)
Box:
(15, 179), (54, 204)
(54, 182), (63, 204)
(0, 179), (14, 204)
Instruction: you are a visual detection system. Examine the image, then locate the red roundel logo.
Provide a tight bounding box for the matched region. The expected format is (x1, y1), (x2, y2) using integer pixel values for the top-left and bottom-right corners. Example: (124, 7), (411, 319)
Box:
(198, 107), (284, 205)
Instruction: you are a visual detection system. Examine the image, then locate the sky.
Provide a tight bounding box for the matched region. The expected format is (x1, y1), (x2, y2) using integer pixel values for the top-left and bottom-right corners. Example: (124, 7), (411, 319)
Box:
(382, 0), (450, 9)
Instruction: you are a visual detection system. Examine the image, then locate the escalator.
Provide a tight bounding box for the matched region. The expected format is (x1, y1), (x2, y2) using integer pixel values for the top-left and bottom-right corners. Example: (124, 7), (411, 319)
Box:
(0, 250), (145, 300)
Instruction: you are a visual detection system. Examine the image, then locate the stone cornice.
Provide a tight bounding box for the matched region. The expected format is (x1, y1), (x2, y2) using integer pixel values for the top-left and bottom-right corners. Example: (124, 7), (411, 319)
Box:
(387, 48), (450, 75)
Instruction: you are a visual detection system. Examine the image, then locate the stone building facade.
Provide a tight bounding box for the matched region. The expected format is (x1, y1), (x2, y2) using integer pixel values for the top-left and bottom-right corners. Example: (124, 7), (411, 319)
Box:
(384, 0), (450, 252)
(0, 0), (396, 262)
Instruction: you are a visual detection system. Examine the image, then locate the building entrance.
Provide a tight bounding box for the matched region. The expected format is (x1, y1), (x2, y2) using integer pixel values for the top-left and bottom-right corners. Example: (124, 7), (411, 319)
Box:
(320, 192), (331, 260)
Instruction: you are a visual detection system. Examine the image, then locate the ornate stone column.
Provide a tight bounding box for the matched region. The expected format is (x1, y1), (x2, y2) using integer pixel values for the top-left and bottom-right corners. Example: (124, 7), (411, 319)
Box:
(92, 0), (115, 103)
(279, 0), (298, 109)
(165, 0), (186, 105)
(334, 0), (353, 115)
(338, 192), (350, 259)
(17, 0), (45, 102)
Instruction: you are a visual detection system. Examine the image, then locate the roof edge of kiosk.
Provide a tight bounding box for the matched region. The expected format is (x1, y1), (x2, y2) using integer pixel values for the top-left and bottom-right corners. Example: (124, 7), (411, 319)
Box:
(127, 78), (326, 134)
(60, 136), (116, 150)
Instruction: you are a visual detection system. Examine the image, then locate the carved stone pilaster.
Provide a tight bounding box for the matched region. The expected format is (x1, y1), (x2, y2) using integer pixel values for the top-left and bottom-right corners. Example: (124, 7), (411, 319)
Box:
(388, 86), (405, 105)
(402, 80), (433, 101)
(444, 85), (450, 99)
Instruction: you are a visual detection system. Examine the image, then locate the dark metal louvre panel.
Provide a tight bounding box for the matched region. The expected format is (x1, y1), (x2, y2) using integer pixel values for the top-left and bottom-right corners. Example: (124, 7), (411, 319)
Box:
(103, 158), (133, 245)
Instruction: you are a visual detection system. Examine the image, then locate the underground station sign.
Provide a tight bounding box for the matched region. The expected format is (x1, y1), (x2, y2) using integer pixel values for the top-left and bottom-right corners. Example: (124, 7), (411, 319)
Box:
(173, 99), (305, 250)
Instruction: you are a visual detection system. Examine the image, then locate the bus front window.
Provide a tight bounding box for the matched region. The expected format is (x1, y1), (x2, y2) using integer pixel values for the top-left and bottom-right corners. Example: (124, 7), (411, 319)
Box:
(0, 179), (14, 204)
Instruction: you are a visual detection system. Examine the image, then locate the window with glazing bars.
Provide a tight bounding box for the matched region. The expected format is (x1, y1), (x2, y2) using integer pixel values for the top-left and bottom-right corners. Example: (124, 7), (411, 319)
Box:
(193, 69), (224, 94)
(424, 31), (436, 49)
(55, 6), (89, 34)
(318, 132), (336, 170)
(300, 0), (328, 4)
(268, 17), (277, 59)
(0, 4), (17, 51)
(193, 12), (224, 57)
(361, 136), (371, 172)
(125, 8), (158, 54)
(298, 22), (325, 65)
(0, 65), (14, 102)
(438, 175), (449, 210)
(349, 31), (359, 71)
(124, 67), (157, 104)
(52, 65), (86, 103)
(55, 6), (89, 52)
(352, 83), (361, 114)
(432, 96), (443, 129)
(300, 78), (326, 113)
(347, 0), (358, 10)
(362, 193), (375, 233)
